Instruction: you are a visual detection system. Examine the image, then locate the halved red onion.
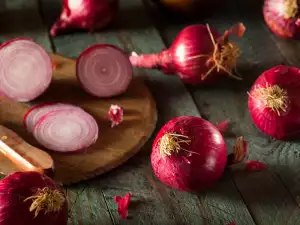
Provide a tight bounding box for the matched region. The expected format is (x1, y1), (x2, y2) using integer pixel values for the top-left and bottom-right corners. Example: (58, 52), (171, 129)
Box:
(33, 108), (99, 152)
(76, 44), (133, 98)
(0, 38), (53, 102)
(24, 103), (78, 133)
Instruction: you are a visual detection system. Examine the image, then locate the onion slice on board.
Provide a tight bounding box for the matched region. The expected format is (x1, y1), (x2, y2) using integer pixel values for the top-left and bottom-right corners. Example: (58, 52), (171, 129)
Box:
(33, 108), (99, 153)
(24, 103), (79, 133)
(76, 44), (133, 98)
(0, 38), (53, 102)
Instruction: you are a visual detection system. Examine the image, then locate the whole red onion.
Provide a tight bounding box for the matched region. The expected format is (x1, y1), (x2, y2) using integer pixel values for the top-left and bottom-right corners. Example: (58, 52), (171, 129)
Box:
(151, 116), (227, 192)
(0, 171), (68, 225)
(151, 0), (215, 16)
(248, 65), (300, 140)
(263, 0), (300, 38)
(50, 0), (119, 36)
(130, 23), (245, 85)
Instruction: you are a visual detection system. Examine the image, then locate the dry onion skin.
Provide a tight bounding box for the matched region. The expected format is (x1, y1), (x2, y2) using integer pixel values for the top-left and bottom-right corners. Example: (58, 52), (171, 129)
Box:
(33, 107), (99, 152)
(76, 44), (133, 98)
(151, 116), (227, 192)
(0, 38), (52, 102)
(0, 171), (68, 225)
(248, 65), (300, 140)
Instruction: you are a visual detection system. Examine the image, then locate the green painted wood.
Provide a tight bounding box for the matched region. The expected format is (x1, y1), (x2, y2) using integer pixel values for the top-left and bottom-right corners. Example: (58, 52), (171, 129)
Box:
(145, 0), (300, 224)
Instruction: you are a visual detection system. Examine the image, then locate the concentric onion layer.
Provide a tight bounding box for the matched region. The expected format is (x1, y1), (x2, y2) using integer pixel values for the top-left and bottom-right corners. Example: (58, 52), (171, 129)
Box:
(0, 39), (52, 102)
(33, 108), (99, 152)
(76, 44), (133, 98)
(24, 103), (78, 133)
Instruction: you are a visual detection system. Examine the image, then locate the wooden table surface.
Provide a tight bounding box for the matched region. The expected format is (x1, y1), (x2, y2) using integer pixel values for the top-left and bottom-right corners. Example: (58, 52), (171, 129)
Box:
(2, 0), (300, 224)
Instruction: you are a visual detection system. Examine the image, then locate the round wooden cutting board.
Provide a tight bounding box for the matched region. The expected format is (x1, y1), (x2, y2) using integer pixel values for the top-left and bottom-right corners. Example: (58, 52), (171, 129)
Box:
(0, 53), (157, 185)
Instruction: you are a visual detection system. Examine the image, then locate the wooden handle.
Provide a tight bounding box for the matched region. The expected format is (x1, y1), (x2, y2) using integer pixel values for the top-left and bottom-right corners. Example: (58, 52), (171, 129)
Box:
(0, 125), (54, 175)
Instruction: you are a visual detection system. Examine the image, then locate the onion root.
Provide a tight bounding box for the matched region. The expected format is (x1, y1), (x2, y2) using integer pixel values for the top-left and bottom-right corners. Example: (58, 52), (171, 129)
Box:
(24, 187), (66, 218)
(158, 133), (191, 157)
(251, 84), (289, 115)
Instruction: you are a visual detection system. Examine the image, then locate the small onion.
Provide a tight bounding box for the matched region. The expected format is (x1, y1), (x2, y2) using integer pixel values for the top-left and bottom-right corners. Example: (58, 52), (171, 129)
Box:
(248, 65), (300, 140)
(263, 0), (300, 38)
(151, 116), (227, 192)
(0, 171), (68, 225)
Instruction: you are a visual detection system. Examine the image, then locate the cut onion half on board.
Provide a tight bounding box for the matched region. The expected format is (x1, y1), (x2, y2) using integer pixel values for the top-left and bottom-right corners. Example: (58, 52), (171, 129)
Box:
(24, 103), (79, 133)
(33, 108), (99, 153)
(76, 44), (133, 98)
(0, 38), (53, 102)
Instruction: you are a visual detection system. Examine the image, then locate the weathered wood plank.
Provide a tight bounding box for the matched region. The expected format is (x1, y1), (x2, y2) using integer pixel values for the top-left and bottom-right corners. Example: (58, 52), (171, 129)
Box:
(0, 1), (114, 225)
(145, 0), (300, 224)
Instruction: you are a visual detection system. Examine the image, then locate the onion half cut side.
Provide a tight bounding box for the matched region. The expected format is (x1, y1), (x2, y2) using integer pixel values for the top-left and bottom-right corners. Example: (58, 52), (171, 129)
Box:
(24, 103), (78, 133)
(0, 38), (53, 102)
(33, 108), (99, 153)
(76, 44), (133, 98)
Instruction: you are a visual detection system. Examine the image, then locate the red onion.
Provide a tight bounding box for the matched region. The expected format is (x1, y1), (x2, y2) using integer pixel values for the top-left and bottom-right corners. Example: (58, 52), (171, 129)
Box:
(0, 171), (68, 225)
(33, 107), (99, 152)
(130, 23), (245, 85)
(0, 38), (52, 102)
(151, 116), (227, 192)
(152, 0), (214, 15)
(76, 44), (133, 98)
(263, 0), (300, 38)
(24, 103), (76, 133)
(50, 0), (119, 36)
(248, 65), (300, 140)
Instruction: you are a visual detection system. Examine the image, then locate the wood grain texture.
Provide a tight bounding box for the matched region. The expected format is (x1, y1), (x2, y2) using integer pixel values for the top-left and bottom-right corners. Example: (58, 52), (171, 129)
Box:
(146, 0), (300, 224)
(0, 53), (157, 185)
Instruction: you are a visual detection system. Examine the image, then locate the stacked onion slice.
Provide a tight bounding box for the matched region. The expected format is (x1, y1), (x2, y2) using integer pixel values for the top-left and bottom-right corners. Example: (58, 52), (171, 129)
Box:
(24, 103), (99, 153)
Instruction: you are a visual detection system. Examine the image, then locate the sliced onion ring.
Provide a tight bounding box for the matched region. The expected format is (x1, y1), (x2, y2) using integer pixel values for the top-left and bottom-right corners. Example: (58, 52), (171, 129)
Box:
(24, 103), (78, 133)
(0, 38), (53, 102)
(33, 108), (99, 153)
(76, 44), (133, 98)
